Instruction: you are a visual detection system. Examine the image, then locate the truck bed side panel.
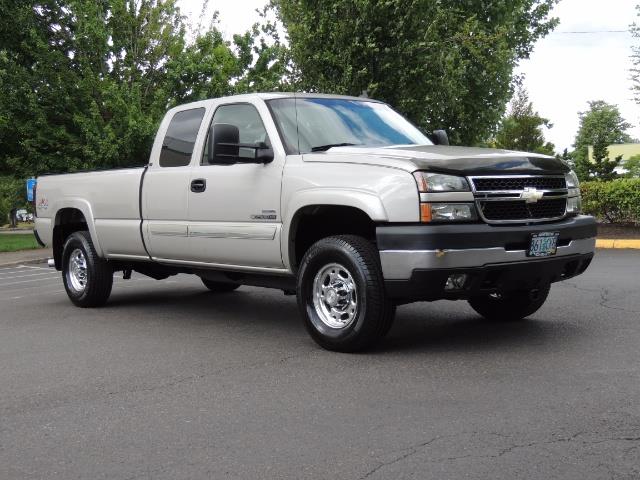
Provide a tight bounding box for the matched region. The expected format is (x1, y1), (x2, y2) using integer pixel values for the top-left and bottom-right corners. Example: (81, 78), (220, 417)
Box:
(35, 168), (147, 258)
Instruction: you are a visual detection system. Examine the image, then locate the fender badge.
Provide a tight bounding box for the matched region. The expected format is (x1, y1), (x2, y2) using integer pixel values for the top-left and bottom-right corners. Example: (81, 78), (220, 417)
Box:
(251, 209), (277, 220)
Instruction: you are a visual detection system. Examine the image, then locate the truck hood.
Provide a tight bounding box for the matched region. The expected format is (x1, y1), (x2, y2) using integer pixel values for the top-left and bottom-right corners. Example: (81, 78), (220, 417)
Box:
(303, 145), (570, 175)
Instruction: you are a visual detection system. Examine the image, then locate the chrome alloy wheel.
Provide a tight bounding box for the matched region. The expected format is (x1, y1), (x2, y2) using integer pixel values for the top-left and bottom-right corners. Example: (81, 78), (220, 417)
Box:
(67, 248), (88, 293)
(312, 263), (358, 329)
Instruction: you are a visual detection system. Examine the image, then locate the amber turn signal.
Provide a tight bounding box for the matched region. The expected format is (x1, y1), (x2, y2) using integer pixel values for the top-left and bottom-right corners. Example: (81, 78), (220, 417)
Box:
(420, 203), (432, 223)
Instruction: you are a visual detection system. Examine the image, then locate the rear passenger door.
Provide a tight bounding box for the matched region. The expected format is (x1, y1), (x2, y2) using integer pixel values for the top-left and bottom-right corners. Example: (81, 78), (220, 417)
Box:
(186, 101), (286, 268)
(143, 107), (206, 261)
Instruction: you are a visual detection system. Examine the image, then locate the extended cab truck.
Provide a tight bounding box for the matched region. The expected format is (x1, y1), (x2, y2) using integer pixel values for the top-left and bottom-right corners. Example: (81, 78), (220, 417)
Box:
(34, 93), (597, 352)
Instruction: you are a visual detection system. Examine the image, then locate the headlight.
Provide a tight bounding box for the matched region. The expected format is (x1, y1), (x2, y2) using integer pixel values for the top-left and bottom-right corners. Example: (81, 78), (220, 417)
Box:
(565, 171), (580, 189)
(421, 203), (478, 222)
(566, 196), (582, 215)
(414, 172), (470, 192)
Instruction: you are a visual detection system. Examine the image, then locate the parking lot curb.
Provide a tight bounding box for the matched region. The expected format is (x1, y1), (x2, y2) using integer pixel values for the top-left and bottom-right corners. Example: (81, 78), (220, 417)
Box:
(596, 239), (640, 249)
(0, 247), (53, 268)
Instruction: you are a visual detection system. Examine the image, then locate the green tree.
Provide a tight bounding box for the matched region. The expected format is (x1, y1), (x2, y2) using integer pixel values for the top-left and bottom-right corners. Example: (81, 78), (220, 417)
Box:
(557, 148), (574, 169)
(623, 154), (640, 177)
(573, 101), (632, 181)
(272, 0), (559, 145)
(0, 177), (26, 227)
(0, 1), (284, 179)
(493, 85), (555, 155)
(0, 1), (86, 177)
(233, 6), (295, 93)
(590, 141), (622, 181)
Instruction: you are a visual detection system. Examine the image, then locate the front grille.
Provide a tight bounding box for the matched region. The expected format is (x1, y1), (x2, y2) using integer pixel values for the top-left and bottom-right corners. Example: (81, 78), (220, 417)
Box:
(480, 198), (567, 221)
(470, 175), (569, 224)
(472, 176), (566, 191)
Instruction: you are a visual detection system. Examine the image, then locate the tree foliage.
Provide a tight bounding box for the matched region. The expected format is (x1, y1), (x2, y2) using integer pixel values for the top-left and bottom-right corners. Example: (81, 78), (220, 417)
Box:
(572, 101), (632, 181)
(1, 0), (562, 180)
(0, 176), (25, 227)
(272, 0), (559, 145)
(623, 154), (640, 178)
(492, 85), (555, 155)
(0, 0), (287, 178)
(557, 148), (574, 169)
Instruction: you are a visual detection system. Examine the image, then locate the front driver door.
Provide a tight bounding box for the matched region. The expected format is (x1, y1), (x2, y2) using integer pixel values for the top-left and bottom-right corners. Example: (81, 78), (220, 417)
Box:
(186, 101), (285, 269)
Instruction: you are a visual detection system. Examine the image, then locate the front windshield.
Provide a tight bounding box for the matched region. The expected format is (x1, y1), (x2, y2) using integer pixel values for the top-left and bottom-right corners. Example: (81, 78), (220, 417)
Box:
(267, 97), (432, 154)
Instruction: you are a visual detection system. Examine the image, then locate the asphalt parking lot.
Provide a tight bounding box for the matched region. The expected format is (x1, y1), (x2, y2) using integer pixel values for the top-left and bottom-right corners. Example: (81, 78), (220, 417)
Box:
(1, 250), (639, 480)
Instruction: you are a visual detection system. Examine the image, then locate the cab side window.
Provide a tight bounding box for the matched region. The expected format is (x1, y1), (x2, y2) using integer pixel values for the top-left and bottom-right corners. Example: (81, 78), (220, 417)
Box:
(202, 104), (270, 165)
(159, 108), (205, 167)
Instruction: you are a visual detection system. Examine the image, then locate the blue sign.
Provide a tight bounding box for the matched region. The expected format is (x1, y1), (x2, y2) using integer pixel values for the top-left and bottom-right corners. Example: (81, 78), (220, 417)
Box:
(26, 178), (36, 202)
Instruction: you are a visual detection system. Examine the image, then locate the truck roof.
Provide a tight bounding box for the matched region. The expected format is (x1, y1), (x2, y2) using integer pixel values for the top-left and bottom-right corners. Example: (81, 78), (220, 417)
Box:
(170, 92), (384, 112)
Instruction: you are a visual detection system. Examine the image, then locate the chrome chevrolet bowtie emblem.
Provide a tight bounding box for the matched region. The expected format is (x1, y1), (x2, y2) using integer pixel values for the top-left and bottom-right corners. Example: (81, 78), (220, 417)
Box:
(521, 187), (544, 204)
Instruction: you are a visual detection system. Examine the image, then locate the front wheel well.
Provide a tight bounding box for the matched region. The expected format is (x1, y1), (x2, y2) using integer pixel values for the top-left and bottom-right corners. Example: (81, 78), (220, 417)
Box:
(52, 208), (89, 270)
(289, 205), (377, 272)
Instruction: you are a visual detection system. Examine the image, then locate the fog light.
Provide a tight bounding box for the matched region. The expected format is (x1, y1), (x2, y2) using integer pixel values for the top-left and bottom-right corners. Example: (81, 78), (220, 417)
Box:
(445, 274), (468, 291)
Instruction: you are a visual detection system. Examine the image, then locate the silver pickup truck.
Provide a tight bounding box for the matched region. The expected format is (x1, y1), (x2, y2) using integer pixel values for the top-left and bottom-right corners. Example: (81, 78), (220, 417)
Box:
(34, 93), (596, 352)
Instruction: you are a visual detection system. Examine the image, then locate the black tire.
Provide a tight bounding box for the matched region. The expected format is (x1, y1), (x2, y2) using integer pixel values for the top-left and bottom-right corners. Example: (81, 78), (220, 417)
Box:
(468, 283), (551, 322)
(200, 278), (240, 293)
(62, 231), (113, 308)
(296, 235), (395, 352)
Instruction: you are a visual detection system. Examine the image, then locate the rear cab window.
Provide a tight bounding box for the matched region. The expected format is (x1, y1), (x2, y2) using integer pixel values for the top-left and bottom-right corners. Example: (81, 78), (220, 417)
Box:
(159, 108), (206, 167)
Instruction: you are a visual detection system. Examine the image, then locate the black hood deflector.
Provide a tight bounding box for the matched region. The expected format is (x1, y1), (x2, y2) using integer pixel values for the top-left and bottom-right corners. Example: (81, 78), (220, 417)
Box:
(390, 145), (570, 175)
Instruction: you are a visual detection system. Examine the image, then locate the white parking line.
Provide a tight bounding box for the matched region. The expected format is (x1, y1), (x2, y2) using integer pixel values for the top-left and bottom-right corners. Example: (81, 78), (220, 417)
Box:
(0, 275), (61, 287)
(7, 288), (66, 300)
(0, 275), (130, 291)
(0, 271), (60, 281)
(12, 265), (51, 270)
(0, 267), (43, 275)
(2, 277), (178, 300)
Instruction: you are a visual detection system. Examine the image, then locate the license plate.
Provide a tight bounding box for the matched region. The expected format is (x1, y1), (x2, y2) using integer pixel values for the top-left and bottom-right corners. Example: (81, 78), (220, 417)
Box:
(528, 232), (559, 257)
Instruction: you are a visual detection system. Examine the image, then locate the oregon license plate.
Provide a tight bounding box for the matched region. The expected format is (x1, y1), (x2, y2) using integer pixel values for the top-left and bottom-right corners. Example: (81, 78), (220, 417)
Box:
(528, 232), (559, 257)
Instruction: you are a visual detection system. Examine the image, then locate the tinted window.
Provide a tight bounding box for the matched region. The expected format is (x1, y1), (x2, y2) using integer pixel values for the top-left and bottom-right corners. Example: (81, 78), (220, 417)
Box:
(159, 108), (205, 167)
(202, 104), (270, 164)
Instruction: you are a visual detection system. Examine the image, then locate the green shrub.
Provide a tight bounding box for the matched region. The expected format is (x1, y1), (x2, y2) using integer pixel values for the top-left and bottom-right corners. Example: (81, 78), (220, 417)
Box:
(581, 178), (640, 224)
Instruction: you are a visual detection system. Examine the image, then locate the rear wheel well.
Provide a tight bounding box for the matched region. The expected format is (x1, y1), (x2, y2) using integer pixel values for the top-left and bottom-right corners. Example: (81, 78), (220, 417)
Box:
(289, 205), (377, 272)
(52, 208), (89, 270)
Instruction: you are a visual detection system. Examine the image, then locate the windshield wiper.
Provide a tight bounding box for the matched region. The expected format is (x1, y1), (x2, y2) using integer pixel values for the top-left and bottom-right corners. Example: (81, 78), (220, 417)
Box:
(311, 142), (361, 152)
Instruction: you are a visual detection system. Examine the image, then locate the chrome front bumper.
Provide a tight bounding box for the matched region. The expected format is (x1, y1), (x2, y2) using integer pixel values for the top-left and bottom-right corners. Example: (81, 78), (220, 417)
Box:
(380, 237), (596, 280)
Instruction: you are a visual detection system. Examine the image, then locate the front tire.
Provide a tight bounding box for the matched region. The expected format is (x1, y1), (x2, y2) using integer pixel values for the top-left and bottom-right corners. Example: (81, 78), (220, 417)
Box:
(62, 231), (113, 308)
(296, 235), (395, 352)
(468, 284), (551, 322)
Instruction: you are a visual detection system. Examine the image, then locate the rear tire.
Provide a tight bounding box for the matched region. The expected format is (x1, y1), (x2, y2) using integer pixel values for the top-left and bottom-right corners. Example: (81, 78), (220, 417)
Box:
(201, 278), (240, 293)
(62, 231), (113, 308)
(296, 235), (395, 352)
(468, 283), (551, 322)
